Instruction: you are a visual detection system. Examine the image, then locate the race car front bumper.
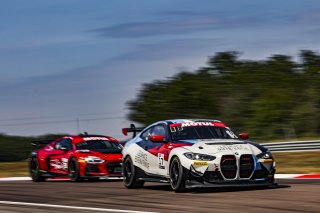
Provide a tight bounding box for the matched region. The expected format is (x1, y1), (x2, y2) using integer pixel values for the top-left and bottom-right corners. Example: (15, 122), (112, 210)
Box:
(81, 161), (122, 177)
(185, 179), (277, 189)
(186, 162), (276, 188)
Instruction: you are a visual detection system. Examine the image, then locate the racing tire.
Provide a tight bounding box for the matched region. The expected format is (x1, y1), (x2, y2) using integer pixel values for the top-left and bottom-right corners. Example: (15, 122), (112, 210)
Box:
(169, 157), (187, 192)
(123, 156), (144, 189)
(69, 158), (82, 182)
(267, 171), (277, 188)
(29, 157), (46, 182)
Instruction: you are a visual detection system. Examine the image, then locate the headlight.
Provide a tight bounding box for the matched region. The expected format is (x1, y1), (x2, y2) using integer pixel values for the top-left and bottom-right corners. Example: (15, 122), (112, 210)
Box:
(184, 152), (216, 161)
(79, 156), (105, 164)
(257, 151), (273, 159)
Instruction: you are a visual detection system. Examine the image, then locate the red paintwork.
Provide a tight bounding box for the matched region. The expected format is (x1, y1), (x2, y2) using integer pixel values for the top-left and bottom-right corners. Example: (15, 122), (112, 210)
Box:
(149, 135), (166, 142)
(36, 135), (122, 178)
(122, 128), (128, 136)
(239, 133), (249, 140)
(296, 174), (320, 179)
(147, 141), (192, 161)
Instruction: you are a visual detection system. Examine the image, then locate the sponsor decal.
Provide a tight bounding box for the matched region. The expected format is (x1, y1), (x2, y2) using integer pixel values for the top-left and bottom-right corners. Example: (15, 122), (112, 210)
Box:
(193, 161), (209, 166)
(50, 159), (63, 170)
(170, 122), (227, 129)
(83, 137), (107, 141)
(181, 122), (215, 127)
(158, 153), (165, 169)
(217, 144), (249, 151)
(134, 150), (149, 169)
(61, 158), (68, 170)
(226, 129), (238, 138)
(170, 126), (183, 132)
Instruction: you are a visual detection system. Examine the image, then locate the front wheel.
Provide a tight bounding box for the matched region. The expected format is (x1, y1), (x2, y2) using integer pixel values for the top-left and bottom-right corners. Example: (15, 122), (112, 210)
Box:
(69, 158), (82, 182)
(29, 157), (46, 182)
(123, 156), (144, 188)
(169, 157), (186, 192)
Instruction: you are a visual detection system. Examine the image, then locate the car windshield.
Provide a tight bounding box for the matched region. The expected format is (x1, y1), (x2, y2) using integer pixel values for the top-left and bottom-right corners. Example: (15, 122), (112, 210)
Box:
(76, 140), (122, 153)
(169, 122), (238, 140)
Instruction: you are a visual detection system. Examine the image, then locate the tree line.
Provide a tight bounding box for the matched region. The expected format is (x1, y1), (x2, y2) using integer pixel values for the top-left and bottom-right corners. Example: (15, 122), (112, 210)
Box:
(0, 134), (65, 162)
(127, 50), (320, 140)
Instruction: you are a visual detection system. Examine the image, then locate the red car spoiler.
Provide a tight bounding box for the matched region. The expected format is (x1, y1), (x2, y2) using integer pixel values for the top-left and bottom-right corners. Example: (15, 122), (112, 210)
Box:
(122, 124), (145, 138)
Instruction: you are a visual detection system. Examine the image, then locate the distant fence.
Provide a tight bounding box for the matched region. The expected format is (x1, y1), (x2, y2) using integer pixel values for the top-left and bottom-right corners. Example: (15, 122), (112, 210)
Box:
(261, 140), (320, 153)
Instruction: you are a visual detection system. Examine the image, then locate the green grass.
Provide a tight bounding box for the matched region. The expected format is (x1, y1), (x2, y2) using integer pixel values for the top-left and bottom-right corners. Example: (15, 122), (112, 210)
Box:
(0, 162), (29, 177)
(273, 151), (320, 174)
(1, 152), (319, 178)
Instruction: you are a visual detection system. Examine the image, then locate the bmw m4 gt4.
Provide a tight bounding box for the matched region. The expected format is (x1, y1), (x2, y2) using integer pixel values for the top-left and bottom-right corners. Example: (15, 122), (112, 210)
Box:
(122, 119), (276, 192)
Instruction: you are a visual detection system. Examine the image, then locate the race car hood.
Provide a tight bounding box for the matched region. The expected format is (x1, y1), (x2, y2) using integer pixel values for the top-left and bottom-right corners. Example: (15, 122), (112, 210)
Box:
(75, 150), (122, 161)
(179, 139), (260, 155)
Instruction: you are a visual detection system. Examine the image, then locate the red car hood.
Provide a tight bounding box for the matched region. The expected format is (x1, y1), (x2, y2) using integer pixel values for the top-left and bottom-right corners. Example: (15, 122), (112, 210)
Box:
(75, 150), (122, 161)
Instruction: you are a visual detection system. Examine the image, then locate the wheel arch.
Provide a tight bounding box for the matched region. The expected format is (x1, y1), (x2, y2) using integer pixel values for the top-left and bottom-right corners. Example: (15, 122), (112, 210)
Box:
(123, 154), (133, 162)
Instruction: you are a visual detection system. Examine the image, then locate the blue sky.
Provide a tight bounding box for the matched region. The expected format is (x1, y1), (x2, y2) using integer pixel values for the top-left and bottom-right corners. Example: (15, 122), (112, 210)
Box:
(0, 0), (319, 139)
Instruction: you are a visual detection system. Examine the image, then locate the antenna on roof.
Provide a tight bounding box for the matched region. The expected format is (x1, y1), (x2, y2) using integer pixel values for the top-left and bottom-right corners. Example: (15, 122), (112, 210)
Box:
(79, 132), (88, 136)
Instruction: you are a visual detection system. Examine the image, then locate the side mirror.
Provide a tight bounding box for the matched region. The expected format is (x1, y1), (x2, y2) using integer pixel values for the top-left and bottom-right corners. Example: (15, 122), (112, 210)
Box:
(149, 135), (167, 143)
(239, 133), (249, 140)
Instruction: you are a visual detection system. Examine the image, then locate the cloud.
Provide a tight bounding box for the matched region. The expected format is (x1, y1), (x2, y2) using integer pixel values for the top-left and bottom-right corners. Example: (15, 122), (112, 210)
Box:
(91, 16), (220, 38)
(114, 38), (225, 61)
(90, 8), (293, 39)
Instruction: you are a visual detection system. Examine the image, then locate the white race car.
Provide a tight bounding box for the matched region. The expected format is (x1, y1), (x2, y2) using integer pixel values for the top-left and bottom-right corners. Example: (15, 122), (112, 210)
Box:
(122, 119), (276, 192)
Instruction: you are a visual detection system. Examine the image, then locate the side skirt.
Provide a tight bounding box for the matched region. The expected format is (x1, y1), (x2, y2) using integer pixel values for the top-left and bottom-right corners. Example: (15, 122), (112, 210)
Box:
(137, 177), (169, 183)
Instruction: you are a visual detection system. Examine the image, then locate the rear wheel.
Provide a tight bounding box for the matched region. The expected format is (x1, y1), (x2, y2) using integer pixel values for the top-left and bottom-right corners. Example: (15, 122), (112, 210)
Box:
(123, 156), (144, 188)
(69, 158), (82, 182)
(169, 157), (186, 192)
(29, 157), (46, 182)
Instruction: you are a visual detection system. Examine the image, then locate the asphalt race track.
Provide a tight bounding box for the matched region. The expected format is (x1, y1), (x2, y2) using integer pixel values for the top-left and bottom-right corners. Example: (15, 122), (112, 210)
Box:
(0, 179), (319, 213)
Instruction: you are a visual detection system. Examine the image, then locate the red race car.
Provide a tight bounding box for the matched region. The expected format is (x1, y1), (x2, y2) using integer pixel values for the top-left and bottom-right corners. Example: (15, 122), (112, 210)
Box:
(29, 134), (123, 182)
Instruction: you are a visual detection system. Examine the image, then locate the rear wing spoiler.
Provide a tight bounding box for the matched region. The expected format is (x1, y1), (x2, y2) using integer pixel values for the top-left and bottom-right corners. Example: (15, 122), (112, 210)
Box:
(31, 140), (54, 148)
(122, 124), (145, 138)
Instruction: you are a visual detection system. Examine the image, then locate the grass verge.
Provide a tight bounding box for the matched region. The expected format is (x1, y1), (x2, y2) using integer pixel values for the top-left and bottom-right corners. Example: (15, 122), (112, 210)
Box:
(0, 162), (28, 177)
(273, 151), (320, 174)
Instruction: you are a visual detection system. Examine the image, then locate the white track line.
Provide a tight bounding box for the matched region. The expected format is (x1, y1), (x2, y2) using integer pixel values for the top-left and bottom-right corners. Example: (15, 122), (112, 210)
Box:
(0, 201), (158, 213)
(275, 174), (301, 179)
(0, 177), (31, 181)
(0, 177), (123, 181)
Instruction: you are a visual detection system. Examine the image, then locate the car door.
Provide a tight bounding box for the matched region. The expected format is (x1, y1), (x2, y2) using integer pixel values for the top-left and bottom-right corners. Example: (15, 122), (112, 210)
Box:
(145, 124), (170, 176)
(49, 139), (73, 174)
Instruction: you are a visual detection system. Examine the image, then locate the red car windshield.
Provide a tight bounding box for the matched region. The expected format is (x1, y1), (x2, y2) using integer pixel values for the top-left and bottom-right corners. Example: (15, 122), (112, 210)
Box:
(169, 122), (238, 140)
(76, 140), (122, 153)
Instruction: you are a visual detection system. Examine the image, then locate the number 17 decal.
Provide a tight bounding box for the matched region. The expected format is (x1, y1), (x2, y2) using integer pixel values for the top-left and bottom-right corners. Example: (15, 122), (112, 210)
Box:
(158, 153), (165, 169)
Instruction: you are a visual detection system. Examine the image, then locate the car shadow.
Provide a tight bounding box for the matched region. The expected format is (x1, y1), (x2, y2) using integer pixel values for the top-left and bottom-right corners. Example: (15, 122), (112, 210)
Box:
(143, 183), (290, 193)
(143, 184), (174, 191)
(190, 184), (291, 194)
(45, 178), (123, 183)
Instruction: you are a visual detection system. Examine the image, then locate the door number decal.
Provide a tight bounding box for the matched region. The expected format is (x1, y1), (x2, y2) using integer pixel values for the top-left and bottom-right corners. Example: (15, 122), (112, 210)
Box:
(158, 153), (165, 169)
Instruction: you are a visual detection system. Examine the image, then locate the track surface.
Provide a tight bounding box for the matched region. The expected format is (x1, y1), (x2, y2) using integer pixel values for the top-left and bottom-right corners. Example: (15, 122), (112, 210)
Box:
(0, 179), (319, 213)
